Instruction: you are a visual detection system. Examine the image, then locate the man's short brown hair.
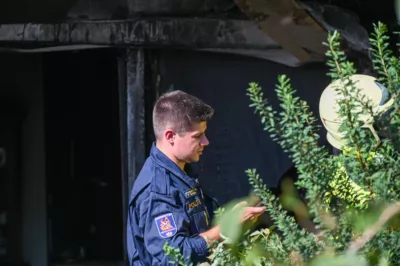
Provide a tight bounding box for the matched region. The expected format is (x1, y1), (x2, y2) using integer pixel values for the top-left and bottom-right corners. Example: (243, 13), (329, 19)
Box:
(152, 90), (214, 139)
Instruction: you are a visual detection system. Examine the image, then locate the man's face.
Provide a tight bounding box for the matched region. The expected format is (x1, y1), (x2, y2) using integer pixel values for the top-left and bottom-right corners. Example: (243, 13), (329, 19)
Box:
(173, 121), (209, 164)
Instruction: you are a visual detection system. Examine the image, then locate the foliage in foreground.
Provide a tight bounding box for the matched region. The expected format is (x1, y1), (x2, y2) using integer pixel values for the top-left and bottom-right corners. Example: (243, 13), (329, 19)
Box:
(165, 22), (400, 265)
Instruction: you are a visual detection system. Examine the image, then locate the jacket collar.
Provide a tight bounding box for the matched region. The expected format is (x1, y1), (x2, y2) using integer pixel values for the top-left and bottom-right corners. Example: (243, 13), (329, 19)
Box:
(150, 142), (197, 188)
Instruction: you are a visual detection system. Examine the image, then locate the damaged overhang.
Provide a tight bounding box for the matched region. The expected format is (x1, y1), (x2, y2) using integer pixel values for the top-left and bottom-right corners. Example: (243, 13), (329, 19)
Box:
(233, 0), (328, 64)
(230, 0), (371, 66)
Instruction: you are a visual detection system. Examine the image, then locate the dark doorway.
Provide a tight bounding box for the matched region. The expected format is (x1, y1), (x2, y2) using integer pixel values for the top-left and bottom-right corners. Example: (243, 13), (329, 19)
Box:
(0, 109), (22, 265)
(43, 49), (123, 264)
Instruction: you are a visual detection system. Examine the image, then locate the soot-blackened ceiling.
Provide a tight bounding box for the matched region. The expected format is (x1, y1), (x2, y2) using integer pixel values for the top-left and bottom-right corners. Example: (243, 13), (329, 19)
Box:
(0, 0), (395, 26)
(0, 0), (241, 23)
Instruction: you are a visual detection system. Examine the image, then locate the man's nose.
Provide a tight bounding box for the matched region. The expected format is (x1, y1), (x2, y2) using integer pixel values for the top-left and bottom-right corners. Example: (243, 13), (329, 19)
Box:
(200, 135), (209, 146)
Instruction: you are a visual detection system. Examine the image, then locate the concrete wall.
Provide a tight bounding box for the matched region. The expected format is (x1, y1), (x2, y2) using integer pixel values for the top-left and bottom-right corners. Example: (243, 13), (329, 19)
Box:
(0, 53), (47, 266)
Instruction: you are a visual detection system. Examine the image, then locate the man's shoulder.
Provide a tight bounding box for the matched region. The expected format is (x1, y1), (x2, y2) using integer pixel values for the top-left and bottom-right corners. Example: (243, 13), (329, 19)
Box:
(130, 157), (176, 202)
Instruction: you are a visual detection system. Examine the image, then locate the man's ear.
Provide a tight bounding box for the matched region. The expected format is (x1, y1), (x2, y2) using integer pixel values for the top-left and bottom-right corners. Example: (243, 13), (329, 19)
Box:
(164, 129), (176, 144)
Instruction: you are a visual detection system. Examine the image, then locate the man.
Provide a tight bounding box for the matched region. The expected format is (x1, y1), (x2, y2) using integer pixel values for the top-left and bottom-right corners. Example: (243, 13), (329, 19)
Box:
(319, 74), (394, 207)
(126, 90), (266, 265)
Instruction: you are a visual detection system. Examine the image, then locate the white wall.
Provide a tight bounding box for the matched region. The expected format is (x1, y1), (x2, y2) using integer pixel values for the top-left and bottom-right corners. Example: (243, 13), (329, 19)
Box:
(0, 53), (47, 266)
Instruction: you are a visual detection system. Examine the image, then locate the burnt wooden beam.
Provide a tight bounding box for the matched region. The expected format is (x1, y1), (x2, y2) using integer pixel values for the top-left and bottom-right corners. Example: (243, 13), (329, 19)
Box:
(0, 18), (280, 50)
(118, 48), (146, 261)
(0, 18), (327, 66)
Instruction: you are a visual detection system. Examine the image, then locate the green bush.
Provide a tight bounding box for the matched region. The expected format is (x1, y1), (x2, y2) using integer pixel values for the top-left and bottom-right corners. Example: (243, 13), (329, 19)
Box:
(165, 22), (400, 266)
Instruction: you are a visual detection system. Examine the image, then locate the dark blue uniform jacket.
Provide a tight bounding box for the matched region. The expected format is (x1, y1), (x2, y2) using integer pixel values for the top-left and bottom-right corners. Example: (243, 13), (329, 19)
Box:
(127, 144), (217, 265)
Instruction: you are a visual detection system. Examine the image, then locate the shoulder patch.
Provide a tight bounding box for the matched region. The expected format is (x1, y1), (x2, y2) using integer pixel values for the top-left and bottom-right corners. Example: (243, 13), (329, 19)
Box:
(184, 188), (198, 198)
(155, 213), (177, 238)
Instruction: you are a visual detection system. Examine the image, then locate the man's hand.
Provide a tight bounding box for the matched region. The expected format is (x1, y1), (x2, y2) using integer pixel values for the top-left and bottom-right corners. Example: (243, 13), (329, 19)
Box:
(200, 225), (221, 246)
(200, 201), (266, 246)
(234, 201), (266, 223)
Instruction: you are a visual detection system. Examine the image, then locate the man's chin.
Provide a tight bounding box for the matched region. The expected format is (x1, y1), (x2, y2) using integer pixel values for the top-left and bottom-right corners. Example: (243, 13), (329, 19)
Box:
(189, 156), (200, 163)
